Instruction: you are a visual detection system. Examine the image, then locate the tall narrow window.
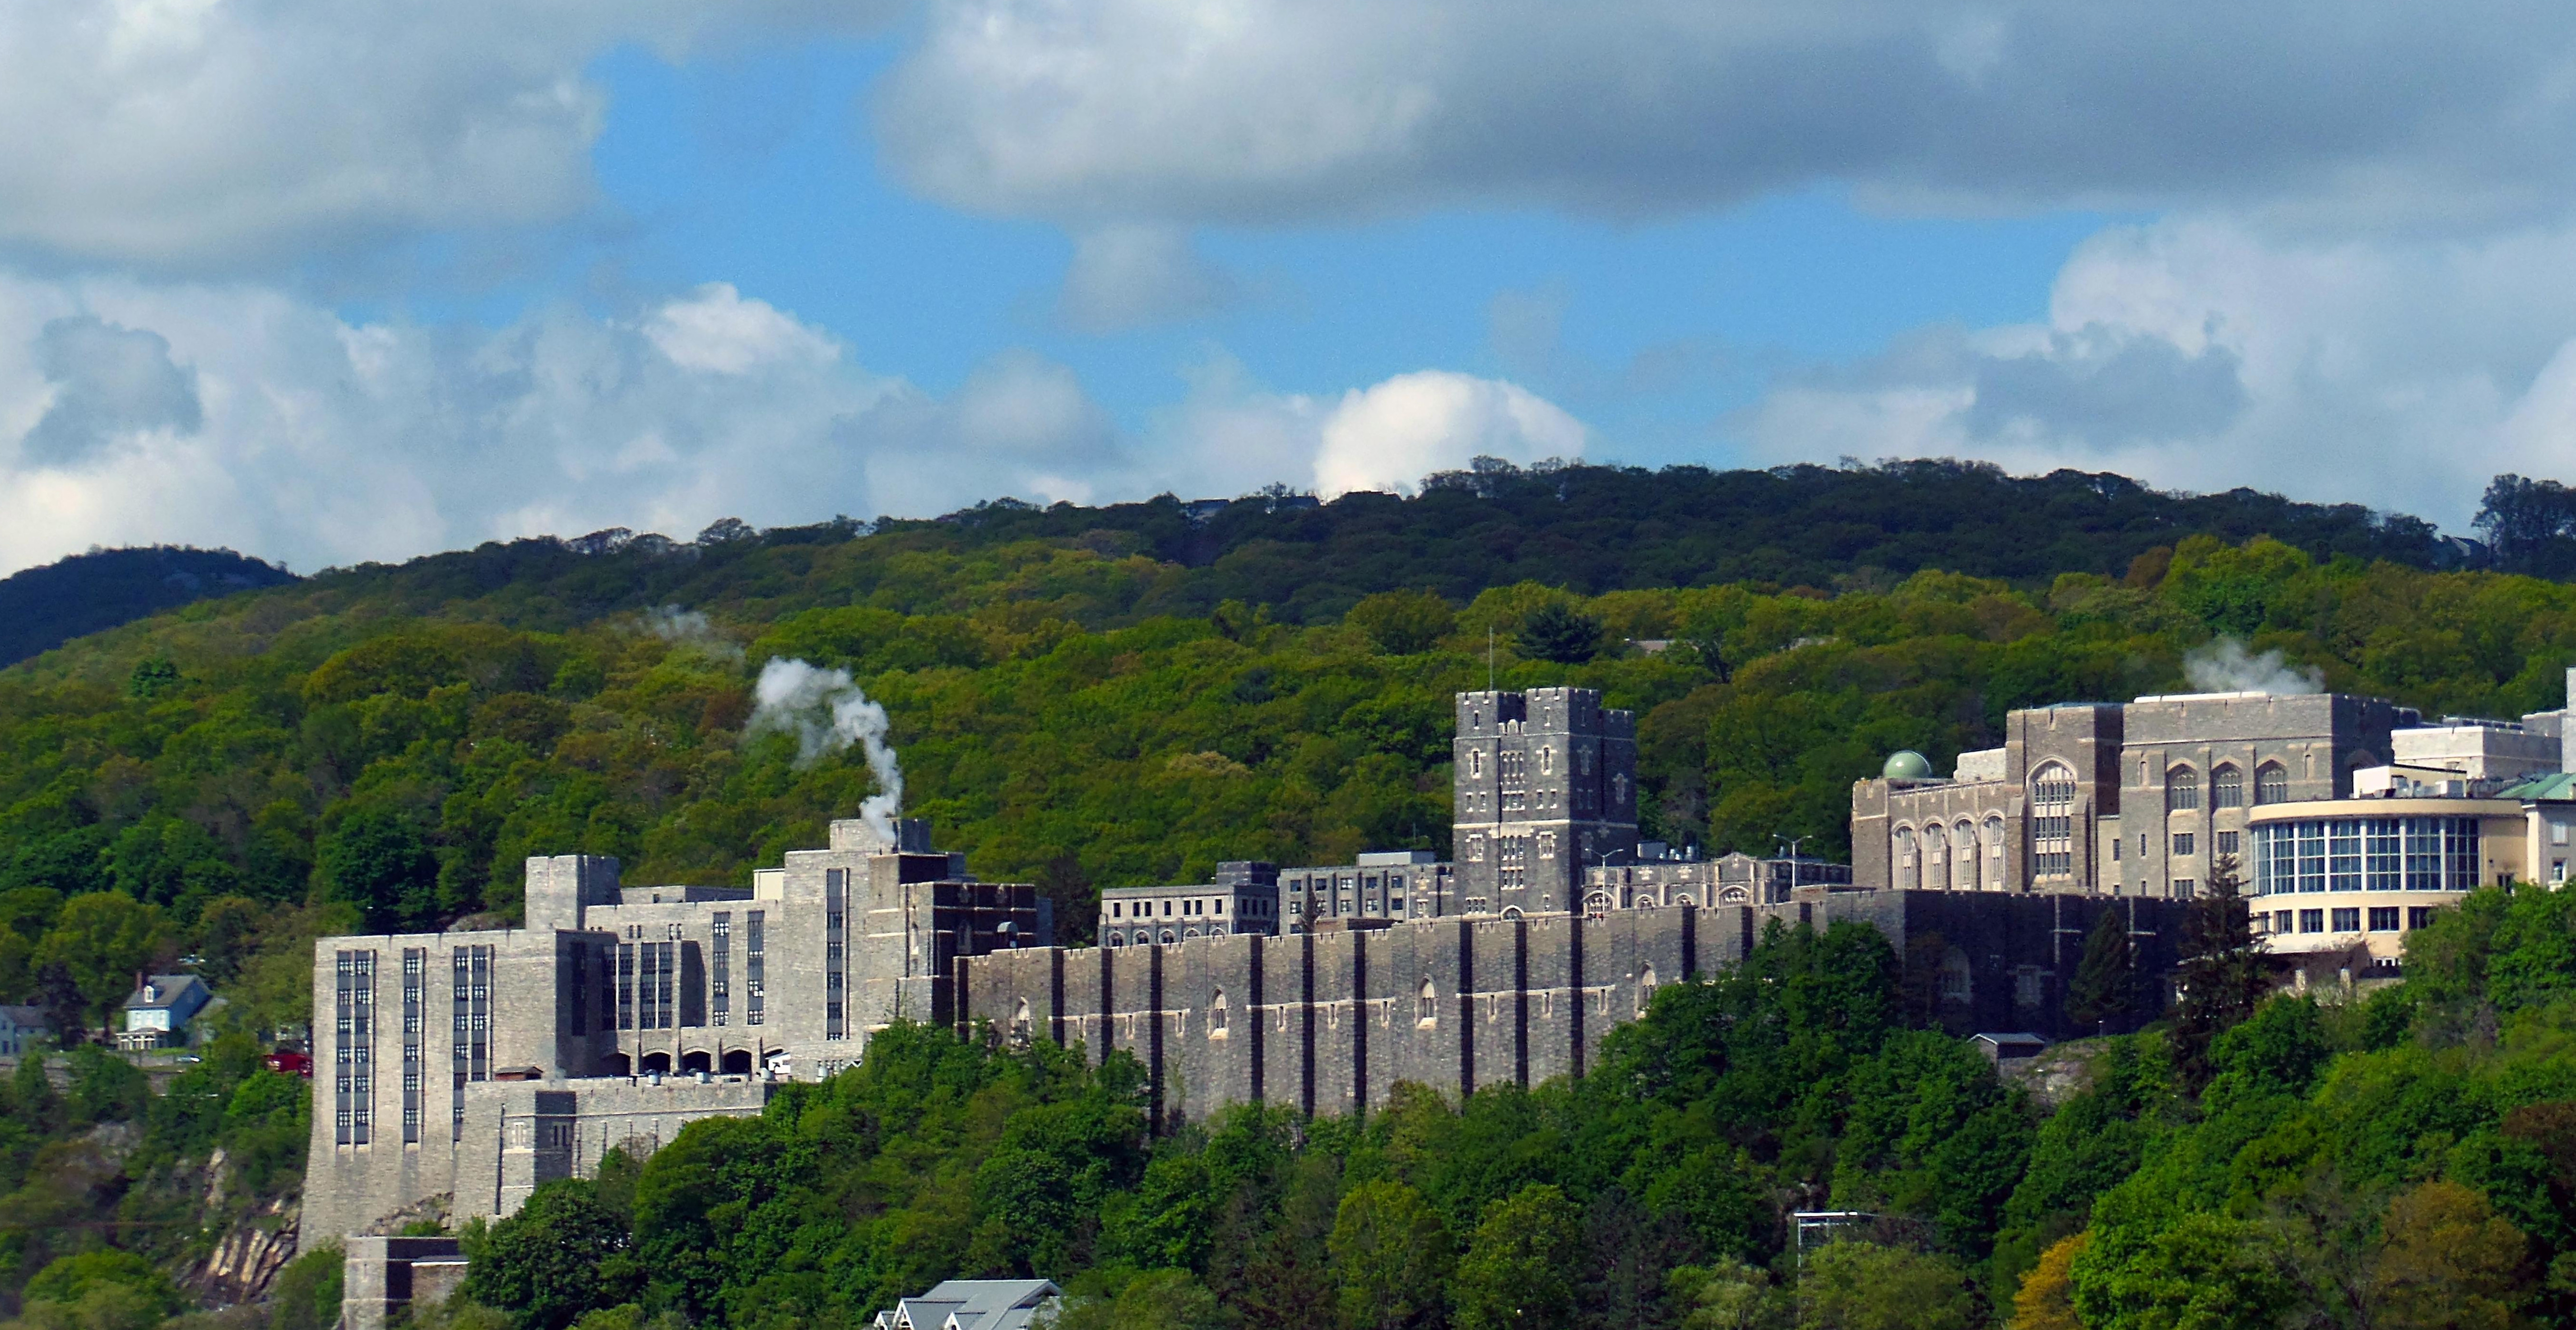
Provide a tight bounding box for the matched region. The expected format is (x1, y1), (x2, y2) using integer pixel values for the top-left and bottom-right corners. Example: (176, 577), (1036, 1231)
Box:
(711, 912), (731, 1027)
(1417, 978), (1437, 1026)
(746, 911), (766, 1026)
(2031, 763), (2076, 878)
(825, 869), (847, 1041)
(2212, 765), (2243, 808)
(2166, 767), (2200, 811)
(334, 951), (376, 1145)
(617, 944), (636, 1030)
(400, 949), (423, 1144)
(2255, 763), (2289, 805)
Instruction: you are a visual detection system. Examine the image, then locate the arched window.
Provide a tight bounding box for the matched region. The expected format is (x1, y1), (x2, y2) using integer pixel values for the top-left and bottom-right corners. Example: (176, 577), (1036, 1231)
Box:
(1954, 821), (1977, 890)
(1417, 978), (1437, 1025)
(2167, 766), (2200, 811)
(1717, 887), (1743, 904)
(1159, 929), (1177, 945)
(2031, 763), (2076, 879)
(1638, 964), (1658, 1015)
(2256, 763), (2289, 805)
(1011, 998), (1033, 1047)
(1984, 816), (2006, 858)
(1894, 827), (1919, 890)
(1470, 751), (1483, 776)
(2212, 764), (2244, 808)
(1584, 892), (1612, 919)
(1208, 990), (1228, 1038)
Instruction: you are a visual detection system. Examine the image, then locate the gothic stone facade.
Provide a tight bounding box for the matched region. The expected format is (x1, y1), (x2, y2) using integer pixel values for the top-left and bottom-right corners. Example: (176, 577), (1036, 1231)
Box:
(1852, 692), (2419, 899)
(1452, 688), (1640, 915)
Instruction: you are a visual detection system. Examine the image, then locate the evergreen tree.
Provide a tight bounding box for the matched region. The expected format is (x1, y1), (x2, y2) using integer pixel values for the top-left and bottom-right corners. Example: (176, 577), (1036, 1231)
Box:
(2169, 853), (2268, 1092)
(2066, 907), (2135, 1033)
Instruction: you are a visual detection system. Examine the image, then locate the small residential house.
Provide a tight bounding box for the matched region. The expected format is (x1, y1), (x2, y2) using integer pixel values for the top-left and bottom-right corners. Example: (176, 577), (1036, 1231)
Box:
(0, 1006), (50, 1057)
(870, 1280), (1060, 1330)
(118, 975), (213, 1051)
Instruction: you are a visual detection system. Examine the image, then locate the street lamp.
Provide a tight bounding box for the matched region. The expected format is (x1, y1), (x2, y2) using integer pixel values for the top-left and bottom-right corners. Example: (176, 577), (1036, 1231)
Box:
(1775, 834), (1810, 905)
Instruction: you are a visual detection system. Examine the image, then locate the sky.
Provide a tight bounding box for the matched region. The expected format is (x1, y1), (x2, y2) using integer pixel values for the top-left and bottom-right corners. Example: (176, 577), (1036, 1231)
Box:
(5, 0), (2576, 575)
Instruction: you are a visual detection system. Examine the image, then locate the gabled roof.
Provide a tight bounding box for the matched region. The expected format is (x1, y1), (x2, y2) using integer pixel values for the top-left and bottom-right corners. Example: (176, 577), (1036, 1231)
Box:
(0, 1006), (47, 1027)
(122, 974), (209, 1012)
(873, 1280), (1060, 1330)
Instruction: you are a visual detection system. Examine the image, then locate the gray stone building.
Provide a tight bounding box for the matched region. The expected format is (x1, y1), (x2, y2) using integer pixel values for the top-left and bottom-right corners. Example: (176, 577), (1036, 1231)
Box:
(304, 817), (1047, 1240)
(1851, 691), (2430, 899)
(1100, 862), (1283, 946)
(1452, 688), (1640, 915)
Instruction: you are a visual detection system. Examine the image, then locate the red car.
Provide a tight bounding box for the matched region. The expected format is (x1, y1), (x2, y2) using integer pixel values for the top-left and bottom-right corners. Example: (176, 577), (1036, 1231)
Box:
(264, 1051), (312, 1077)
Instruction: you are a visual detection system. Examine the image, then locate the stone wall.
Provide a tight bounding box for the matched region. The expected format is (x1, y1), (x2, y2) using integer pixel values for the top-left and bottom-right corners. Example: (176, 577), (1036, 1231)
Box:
(956, 891), (2185, 1123)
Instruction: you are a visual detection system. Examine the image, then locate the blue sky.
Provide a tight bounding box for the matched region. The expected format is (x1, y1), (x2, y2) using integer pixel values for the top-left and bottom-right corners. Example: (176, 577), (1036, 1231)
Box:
(2, 1), (2574, 573)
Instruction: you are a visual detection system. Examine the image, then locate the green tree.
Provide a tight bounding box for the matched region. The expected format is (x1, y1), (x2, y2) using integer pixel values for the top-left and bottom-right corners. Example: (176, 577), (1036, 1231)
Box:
(317, 801), (442, 933)
(1329, 1179), (1454, 1330)
(1516, 603), (1605, 664)
(1669, 1260), (1789, 1330)
(1042, 1271), (1225, 1330)
(2367, 1181), (2533, 1330)
(1348, 590), (1457, 655)
(1451, 1184), (1583, 1330)
(268, 1246), (346, 1330)
(2169, 854), (2267, 1093)
(464, 1178), (639, 1330)
(1792, 1243), (1972, 1330)
(32, 891), (168, 1034)
(2067, 907), (2134, 1032)
(126, 655), (179, 700)
(2071, 1212), (2293, 1330)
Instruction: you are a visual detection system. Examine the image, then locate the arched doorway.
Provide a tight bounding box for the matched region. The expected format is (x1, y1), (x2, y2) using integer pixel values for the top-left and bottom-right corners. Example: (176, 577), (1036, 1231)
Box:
(604, 1052), (631, 1077)
(681, 1050), (711, 1075)
(640, 1052), (671, 1075)
(721, 1049), (753, 1075)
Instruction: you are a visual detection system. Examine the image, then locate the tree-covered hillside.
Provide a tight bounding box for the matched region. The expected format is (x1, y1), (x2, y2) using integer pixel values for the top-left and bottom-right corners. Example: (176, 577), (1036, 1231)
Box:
(0, 546), (296, 670)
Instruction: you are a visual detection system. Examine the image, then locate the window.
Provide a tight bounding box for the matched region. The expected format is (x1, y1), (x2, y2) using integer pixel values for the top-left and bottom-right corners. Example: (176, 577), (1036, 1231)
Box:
(2112, 838), (2120, 861)
(2300, 909), (2325, 934)
(1537, 831), (1559, 860)
(2217, 830), (2240, 857)
(1638, 964), (1658, 1015)
(2030, 763), (2076, 877)
(2166, 767), (2199, 811)
(2174, 880), (2196, 898)
(746, 911), (765, 1026)
(2173, 833), (2196, 857)
(2369, 907), (2400, 931)
(1208, 990), (1228, 1038)
(2256, 763), (2289, 805)
(2331, 908), (2360, 932)
(2408, 906), (2438, 929)
(1418, 978), (1438, 1025)
(2213, 765), (2244, 808)
(1465, 833), (1486, 863)
(2557, 823), (2571, 847)
(1584, 892), (1612, 920)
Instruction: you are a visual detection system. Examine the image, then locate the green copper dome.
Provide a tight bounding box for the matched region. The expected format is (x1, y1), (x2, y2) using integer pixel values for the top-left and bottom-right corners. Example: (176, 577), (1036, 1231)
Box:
(1882, 750), (1934, 781)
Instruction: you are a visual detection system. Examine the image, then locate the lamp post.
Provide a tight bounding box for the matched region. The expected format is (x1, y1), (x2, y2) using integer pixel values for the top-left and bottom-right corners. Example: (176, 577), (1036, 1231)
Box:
(1776, 834), (1810, 905)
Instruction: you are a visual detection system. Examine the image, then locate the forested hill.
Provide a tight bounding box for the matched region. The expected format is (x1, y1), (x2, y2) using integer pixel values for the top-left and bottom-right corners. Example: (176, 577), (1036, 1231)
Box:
(0, 545), (296, 668)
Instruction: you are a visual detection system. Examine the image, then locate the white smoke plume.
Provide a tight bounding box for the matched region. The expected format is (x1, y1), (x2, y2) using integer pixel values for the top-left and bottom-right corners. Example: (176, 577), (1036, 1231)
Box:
(640, 605), (744, 661)
(749, 658), (904, 839)
(2185, 638), (2324, 696)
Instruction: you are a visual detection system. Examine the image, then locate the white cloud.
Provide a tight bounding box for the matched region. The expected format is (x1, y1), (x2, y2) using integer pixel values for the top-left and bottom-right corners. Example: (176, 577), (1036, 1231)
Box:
(1736, 215), (2576, 530)
(1313, 371), (1587, 497)
(0, 0), (895, 272)
(876, 0), (2576, 234)
(0, 273), (1584, 575)
(645, 283), (842, 375)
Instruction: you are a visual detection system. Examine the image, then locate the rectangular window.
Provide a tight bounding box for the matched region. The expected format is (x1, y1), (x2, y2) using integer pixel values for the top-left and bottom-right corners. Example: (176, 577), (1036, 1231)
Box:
(2368, 907), (2400, 931)
(2300, 909), (2326, 934)
(2331, 907), (2360, 933)
(2363, 819), (2400, 891)
(711, 912), (730, 1027)
(2297, 821), (2327, 893)
(2328, 818), (2362, 892)
(2112, 839), (2121, 861)
(401, 949), (423, 1145)
(2217, 829), (2240, 857)
(2174, 879), (2195, 898)
(2173, 833), (2196, 857)
(2408, 906), (2438, 929)
(2556, 822), (2570, 847)
(747, 910), (765, 1026)
(825, 869), (846, 1041)
(617, 944), (636, 1030)
(2405, 819), (2444, 890)
(334, 951), (376, 1146)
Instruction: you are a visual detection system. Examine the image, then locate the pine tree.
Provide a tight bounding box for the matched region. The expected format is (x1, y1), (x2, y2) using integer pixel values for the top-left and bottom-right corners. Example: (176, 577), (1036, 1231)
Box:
(2171, 852), (2270, 1091)
(2066, 906), (2134, 1034)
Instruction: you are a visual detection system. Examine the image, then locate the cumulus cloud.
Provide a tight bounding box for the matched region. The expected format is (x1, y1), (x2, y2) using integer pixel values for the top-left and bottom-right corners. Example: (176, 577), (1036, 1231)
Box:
(0, 273), (1583, 575)
(1313, 371), (1587, 497)
(20, 316), (203, 467)
(1737, 214), (2576, 528)
(0, 0), (894, 272)
(875, 0), (2576, 234)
